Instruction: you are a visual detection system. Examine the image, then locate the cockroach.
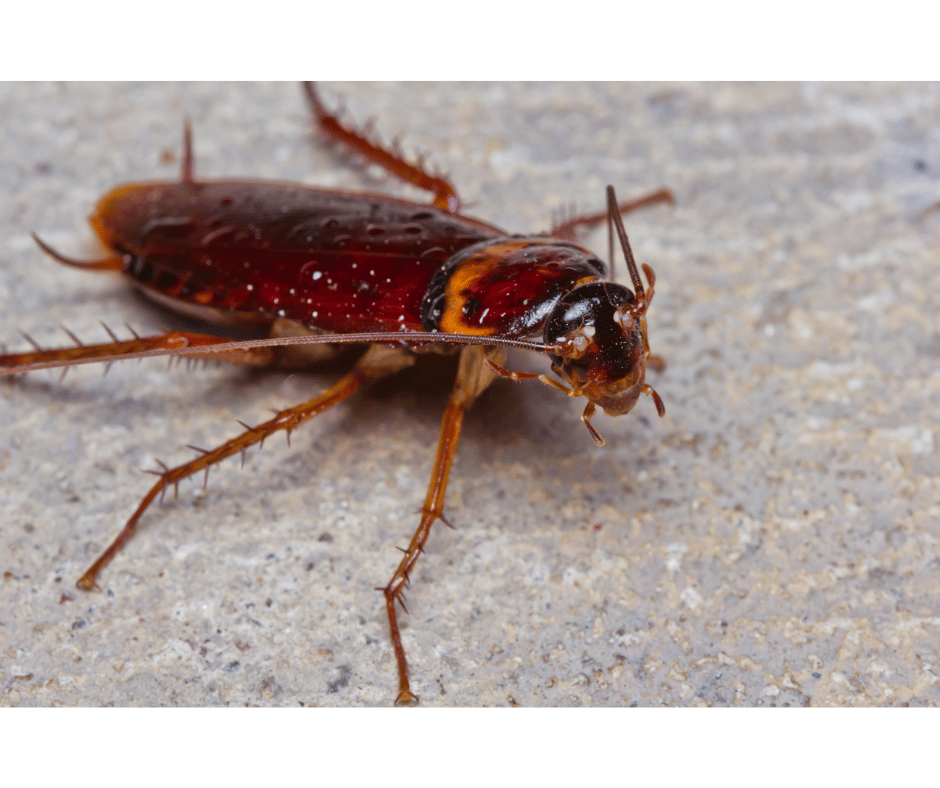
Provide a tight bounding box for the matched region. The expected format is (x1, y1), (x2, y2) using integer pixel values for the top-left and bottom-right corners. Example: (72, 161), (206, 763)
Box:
(0, 83), (672, 705)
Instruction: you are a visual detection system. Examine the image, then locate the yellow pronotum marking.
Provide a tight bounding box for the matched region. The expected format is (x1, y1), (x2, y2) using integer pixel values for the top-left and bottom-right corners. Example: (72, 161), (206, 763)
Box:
(437, 242), (533, 336)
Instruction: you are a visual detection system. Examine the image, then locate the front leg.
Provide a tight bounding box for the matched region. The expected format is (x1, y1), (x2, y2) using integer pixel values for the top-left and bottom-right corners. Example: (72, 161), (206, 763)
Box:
(383, 344), (505, 706)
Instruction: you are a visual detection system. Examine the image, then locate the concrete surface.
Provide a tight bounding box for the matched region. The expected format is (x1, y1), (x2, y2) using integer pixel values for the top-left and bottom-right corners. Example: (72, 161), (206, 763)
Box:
(1, 82), (938, 707)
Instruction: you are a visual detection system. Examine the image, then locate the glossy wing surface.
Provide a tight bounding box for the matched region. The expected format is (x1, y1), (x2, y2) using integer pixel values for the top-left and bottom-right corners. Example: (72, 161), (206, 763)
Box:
(93, 182), (502, 334)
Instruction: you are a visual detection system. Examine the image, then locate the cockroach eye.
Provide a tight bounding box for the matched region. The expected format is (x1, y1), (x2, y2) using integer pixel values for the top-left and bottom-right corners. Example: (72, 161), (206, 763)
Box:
(614, 307), (635, 331)
(565, 330), (592, 357)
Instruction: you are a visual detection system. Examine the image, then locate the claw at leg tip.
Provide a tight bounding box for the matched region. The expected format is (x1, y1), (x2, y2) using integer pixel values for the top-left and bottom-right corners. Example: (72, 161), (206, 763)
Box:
(395, 690), (419, 707)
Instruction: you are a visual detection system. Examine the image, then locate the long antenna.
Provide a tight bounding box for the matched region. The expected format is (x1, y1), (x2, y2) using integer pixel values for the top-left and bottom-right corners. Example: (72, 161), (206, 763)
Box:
(607, 189), (615, 282)
(0, 331), (564, 376)
(606, 185), (645, 298)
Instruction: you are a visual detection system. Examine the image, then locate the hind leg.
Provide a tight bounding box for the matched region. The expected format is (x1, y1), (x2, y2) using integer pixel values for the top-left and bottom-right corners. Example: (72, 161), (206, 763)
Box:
(72, 345), (415, 590)
(303, 82), (461, 214)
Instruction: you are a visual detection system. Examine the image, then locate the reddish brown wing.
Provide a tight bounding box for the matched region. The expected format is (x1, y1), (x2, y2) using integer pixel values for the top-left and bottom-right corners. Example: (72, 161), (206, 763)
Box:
(92, 181), (503, 334)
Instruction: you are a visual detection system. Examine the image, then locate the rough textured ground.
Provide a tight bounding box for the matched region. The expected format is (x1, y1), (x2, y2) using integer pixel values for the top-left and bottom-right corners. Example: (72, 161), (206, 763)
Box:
(1, 82), (939, 707)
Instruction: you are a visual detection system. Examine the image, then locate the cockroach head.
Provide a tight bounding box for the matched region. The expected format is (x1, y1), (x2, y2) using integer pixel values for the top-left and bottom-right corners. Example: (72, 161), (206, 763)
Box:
(545, 279), (658, 417)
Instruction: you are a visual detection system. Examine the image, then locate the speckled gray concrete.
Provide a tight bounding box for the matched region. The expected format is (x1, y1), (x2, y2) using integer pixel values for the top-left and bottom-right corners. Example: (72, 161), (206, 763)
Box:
(1, 83), (939, 707)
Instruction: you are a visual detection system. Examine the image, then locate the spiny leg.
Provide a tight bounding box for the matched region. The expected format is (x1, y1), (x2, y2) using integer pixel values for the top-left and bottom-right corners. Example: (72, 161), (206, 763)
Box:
(76, 345), (415, 591)
(484, 358), (606, 445)
(550, 187), (674, 241)
(383, 399), (464, 706)
(383, 345), (505, 706)
(484, 357), (575, 396)
(302, 82), (461, 215)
